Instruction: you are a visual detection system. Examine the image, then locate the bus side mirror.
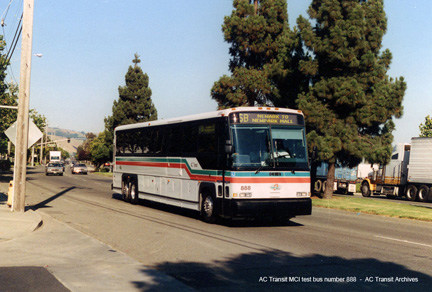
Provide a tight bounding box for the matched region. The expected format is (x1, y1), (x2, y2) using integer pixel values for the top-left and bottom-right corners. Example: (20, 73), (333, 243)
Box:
(225, 140), (233, 154)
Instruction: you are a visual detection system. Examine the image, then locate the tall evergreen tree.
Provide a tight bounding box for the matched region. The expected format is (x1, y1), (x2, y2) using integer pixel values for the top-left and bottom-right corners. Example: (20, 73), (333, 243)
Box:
(297, 0), (406, 198)
(211, 0), (305, 109)
(105, 53), (158, 143)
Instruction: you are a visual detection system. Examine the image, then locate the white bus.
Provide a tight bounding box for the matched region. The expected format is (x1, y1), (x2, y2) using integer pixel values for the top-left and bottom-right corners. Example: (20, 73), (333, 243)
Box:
(112, 107), (311, 222)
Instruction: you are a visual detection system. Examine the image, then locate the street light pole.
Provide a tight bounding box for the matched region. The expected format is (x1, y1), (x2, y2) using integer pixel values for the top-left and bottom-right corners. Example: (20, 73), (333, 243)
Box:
(12, 0), (35, 212)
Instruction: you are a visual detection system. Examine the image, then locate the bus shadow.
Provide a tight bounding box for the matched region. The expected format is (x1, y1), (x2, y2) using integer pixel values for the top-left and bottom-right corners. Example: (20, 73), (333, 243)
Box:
(112, 193), (303, 228)
(133, 249), (432, 291)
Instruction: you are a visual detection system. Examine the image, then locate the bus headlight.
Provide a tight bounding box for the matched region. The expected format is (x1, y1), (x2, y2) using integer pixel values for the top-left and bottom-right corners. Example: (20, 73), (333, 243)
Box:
(296, 192), (308, 197)
(239, 193), (252, 198)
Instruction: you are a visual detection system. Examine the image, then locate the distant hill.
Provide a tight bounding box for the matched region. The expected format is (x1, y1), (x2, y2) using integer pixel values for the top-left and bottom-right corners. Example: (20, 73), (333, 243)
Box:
(46, 127), (87, 155)
(47, 127), (86, 140)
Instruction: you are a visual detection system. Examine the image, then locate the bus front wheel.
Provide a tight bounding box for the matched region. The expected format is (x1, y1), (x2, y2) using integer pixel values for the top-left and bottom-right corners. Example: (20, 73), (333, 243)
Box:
(201, 192), (216, 224)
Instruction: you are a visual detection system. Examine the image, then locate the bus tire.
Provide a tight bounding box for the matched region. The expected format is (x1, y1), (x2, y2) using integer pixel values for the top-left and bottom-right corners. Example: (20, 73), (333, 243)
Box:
(129, 180), (139, 205)
(406, 185), (417, 201)
(417, 185), (429, 202)
(201, 191), (216, 224)
(122, 179), (130, 202)
(361, 182), (371, 197)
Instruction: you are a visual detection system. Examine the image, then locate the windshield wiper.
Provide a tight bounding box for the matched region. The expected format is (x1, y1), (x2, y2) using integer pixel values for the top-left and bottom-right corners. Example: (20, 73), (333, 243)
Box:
(255, 164), (264, 174)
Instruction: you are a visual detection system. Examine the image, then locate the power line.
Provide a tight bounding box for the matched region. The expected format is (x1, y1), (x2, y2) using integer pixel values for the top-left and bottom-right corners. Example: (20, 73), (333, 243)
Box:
(0, 0), (14, 23)
(5, 12), (22, 61)
(2, 0), (23, 49)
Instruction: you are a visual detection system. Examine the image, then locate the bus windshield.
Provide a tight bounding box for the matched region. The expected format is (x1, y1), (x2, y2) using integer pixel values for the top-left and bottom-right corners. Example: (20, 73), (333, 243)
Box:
(230, 125), (308, 171)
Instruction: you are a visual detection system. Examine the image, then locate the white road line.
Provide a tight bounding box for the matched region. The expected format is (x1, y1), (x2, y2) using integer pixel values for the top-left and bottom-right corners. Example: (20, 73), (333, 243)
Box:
(375, 235), (432, 248)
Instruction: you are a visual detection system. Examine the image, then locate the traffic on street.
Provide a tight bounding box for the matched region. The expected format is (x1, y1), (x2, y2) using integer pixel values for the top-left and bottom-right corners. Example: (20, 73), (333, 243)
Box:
(3, 165), (430, 291)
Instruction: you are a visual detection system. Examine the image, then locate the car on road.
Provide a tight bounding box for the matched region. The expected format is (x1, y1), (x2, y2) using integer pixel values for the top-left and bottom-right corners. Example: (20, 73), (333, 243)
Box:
(71, 163), (88, 175)
(46, 162), (64, 176)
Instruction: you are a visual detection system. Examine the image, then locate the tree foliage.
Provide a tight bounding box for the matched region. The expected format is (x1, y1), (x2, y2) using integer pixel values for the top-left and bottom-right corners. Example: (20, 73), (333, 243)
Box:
(297, 0), (406, 198)
(0, 82), (17, 155)
(105, 53), (157, 134)
(89, 130), (111, 169)
(0, 35), (14, 155)
(419, 114), (432, 137)
(211, 0), (307, 109)
(76, 145), (90, 161)
(104, 53), (157, 156)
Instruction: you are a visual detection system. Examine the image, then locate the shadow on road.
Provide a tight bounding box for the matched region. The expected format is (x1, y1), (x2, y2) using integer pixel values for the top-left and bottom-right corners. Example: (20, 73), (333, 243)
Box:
(112, 192), (303, 228)
(27, 186), (76, 211)
(133, 249), (432, 291)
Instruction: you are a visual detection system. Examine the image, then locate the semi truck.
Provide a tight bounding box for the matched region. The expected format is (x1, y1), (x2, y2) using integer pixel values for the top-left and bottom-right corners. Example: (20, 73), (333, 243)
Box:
(49, 151), (62, 163)
(361, 137), (432, 202)
(314, 163), (356, 195)
(314, 162), (377, 195)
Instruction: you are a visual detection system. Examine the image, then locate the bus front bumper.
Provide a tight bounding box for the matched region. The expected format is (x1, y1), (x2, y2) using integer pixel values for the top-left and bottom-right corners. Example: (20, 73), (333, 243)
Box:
(227, 198), (312, 218)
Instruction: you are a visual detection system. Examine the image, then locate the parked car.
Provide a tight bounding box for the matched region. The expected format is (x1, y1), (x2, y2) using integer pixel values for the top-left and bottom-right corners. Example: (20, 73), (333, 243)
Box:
(71, 163), (88, 175)
(46, 162), (64, 176)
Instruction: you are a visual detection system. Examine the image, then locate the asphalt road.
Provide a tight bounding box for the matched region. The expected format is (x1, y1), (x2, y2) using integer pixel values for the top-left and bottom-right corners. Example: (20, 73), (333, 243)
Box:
(10, 166), (432, 291)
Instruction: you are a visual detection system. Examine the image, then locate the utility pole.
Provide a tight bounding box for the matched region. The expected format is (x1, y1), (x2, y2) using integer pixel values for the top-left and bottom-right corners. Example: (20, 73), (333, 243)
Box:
(12, 0), (35, 212)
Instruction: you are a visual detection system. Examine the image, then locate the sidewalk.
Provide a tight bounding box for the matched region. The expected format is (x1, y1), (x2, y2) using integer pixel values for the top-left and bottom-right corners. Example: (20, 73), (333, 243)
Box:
(0, 192), (195, 292)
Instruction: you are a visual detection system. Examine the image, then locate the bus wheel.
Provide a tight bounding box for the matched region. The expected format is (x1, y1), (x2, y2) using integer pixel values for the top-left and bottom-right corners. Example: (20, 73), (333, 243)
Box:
(129, 181), (138, 205)
(201, 192), (216, 223)
(361, 182), (371, 197)
(122, 179), (130, 202)
(418, 185), (429, 202)
(406, 185), (417, 201)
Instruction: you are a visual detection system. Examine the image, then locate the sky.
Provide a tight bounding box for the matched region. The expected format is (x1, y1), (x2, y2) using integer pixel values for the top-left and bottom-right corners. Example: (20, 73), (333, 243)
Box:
(2, 0), (431, 145)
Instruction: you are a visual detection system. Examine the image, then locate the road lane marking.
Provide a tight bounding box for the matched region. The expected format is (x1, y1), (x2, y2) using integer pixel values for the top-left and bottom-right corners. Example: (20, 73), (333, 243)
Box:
(375, 235), (432, 248)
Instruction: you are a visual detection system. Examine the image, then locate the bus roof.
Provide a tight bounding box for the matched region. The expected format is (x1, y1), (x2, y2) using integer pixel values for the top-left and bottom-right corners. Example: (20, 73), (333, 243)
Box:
(115, 107), (304, 132)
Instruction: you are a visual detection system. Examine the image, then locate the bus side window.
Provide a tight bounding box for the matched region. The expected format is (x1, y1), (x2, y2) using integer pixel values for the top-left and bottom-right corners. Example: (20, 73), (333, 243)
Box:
(181, 125), (198, 155)
(168, 127), (182, 155)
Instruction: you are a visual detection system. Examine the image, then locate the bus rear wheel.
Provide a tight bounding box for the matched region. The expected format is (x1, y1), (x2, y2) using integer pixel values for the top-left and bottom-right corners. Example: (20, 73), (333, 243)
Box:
(122, 179), (130, 202)
(201, 192), (216, 224)
(129, 181), (138, 205)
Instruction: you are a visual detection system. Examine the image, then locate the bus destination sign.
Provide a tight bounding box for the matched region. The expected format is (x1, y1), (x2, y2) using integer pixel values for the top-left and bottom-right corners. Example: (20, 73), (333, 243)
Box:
(230, 112), (303, 125)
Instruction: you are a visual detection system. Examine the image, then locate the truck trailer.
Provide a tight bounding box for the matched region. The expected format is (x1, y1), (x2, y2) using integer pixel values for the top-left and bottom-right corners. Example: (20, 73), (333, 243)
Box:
(361, 138), (432, 202)
(49, 151), (62, 163)
(314, 162), (357, 195)
(314, 162), (376, 195)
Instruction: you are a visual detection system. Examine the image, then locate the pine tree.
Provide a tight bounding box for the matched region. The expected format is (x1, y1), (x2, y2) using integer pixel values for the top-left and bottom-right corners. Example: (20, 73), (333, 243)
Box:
(211, 0), (305, 109)
(297, 0), (406, 198)
(105, 53), (157, 142)
(419, 115), (432, 137)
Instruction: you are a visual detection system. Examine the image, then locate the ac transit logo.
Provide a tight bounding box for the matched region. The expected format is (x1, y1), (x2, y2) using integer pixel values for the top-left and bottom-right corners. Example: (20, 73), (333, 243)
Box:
(270, 184), (281, 191)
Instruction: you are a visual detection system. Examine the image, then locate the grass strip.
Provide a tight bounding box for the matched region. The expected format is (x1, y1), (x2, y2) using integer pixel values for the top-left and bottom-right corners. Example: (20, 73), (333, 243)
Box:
(312, 196), (432, 222)
(93, 171), (113, 177)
